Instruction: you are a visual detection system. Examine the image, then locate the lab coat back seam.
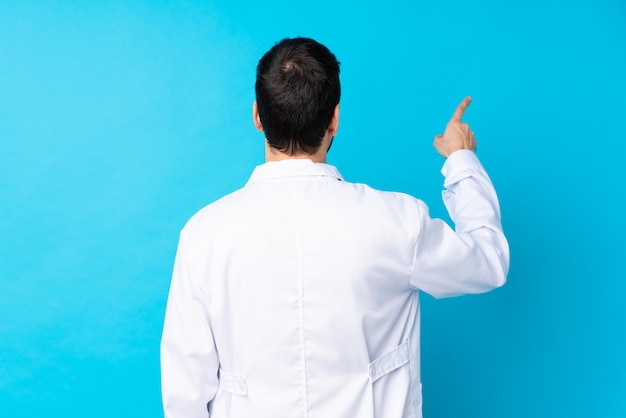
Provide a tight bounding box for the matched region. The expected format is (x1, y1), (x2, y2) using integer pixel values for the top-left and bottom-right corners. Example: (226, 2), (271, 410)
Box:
(293, 180), (311, 417)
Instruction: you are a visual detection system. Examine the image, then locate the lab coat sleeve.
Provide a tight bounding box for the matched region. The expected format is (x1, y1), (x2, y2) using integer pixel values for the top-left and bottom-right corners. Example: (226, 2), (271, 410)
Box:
(161, 229), (220, 417)
(410, 150), (510, 298)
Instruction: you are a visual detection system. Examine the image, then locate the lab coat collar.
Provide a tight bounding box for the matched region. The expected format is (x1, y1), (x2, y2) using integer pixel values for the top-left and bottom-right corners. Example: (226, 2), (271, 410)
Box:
(246, 159), (344, 185)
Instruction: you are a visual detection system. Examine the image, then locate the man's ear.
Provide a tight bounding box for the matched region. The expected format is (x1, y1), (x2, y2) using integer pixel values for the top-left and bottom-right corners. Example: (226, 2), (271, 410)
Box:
(252, 100), (264, 132)
(328, 104), (340, 136)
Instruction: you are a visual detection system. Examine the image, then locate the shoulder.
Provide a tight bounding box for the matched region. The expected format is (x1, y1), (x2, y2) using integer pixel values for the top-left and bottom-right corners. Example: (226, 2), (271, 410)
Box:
(180, 187), (248, 235)
(350, 180), (427, 210)
(333, 180), (431, 230)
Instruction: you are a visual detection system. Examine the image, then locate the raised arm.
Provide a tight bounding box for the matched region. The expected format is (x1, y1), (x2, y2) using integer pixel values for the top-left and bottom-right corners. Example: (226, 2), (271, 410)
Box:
(410, 97), (509, 298)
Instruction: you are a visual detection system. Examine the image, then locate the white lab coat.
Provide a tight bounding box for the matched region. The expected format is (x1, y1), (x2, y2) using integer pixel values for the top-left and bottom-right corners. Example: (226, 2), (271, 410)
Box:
(161, 150), (509, 417)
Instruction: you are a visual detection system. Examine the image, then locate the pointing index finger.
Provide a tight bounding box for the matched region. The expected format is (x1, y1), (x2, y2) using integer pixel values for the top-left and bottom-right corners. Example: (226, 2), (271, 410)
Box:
(452, 96), (472, 122)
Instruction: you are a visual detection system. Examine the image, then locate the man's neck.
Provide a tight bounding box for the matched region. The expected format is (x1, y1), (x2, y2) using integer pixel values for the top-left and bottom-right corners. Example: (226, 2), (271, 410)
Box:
(265, 143), (327, 163)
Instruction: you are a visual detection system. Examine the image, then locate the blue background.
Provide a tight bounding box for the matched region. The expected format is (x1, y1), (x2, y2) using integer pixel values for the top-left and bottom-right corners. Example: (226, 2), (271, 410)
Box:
(1, 1), (625, 416)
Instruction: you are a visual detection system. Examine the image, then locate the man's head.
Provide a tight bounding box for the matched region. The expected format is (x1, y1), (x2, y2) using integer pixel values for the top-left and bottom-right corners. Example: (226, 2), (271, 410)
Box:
(254, 37), (341, 156)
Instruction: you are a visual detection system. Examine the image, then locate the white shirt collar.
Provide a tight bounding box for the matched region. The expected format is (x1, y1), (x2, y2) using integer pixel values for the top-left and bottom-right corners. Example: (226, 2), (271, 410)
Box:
(246, 159), (344, 185)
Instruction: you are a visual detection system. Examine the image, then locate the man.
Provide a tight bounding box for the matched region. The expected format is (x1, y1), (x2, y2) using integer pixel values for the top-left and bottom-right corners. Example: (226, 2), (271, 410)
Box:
(161, 37), (509, 418)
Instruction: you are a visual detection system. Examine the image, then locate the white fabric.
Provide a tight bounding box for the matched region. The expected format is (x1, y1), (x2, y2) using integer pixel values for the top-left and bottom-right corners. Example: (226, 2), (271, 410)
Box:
(161, 150), (509, 418)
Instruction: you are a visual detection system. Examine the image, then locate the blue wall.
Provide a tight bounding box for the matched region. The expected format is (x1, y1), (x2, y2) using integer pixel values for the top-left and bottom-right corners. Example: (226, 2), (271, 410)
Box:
(1, 1), (624, 416)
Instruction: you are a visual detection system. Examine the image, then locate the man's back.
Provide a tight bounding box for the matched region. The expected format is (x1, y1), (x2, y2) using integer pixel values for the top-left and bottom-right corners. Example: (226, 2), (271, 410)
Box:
(162, 153), (507, 417)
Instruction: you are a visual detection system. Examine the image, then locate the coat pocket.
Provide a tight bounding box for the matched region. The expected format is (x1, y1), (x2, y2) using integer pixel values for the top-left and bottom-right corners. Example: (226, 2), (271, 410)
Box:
(218, 368), (248, 396)
(368, 341), (414, 417)
(368, 340), (410, 382)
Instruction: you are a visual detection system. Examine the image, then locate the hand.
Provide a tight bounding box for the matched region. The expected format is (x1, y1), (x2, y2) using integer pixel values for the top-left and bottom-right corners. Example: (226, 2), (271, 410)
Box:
(434, 96), (477, 158)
